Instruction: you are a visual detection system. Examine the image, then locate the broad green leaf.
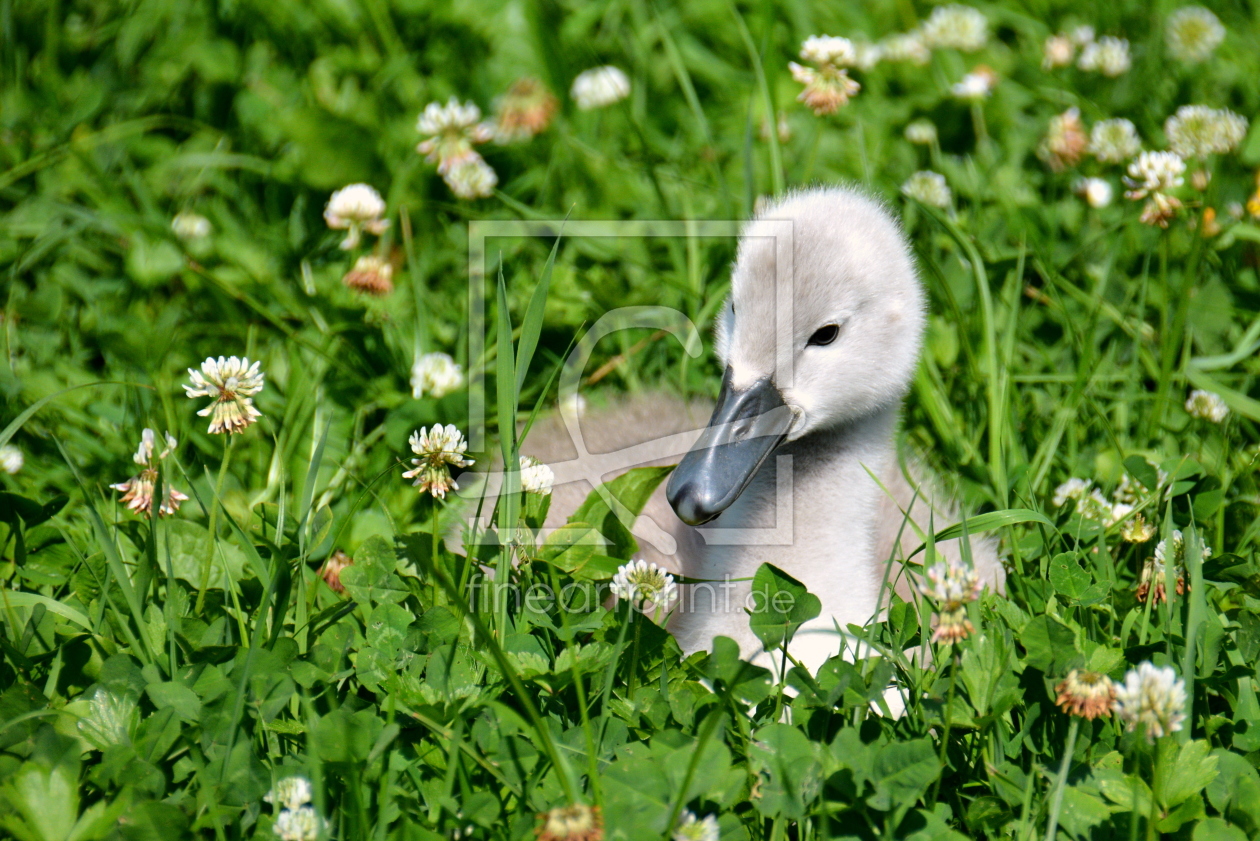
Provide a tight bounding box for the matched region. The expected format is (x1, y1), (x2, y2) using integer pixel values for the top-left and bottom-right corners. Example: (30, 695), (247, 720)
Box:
(1193, 818), (1250, 841)
(1056, 787), (1114, 838)
(747, 563), (821, 651)
(867, 737), (940, 812)
(749, 724), (823, 819)
(1019, 615), (1077, 674)
(1049, 553), (1092, 600)
(340, 535), (407, 606)
(144, 682), (201, 723)
(1158, 739), (1219, 810)
(165, 519), (246, 590)
(568, 466), (673, 560)
(366, 603), (414, 659)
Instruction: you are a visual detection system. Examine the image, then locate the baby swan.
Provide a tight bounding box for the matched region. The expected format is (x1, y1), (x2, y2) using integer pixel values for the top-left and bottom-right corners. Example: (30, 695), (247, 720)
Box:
(663, 185), (1002, 671)
(520, 186), (1002, 675)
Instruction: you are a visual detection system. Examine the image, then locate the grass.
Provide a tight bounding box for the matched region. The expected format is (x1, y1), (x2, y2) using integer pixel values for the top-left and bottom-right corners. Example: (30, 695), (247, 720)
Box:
(3, 0), (1260, 839)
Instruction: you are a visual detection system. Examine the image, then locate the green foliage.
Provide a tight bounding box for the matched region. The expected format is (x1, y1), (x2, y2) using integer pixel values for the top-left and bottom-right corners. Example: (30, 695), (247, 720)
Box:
(4, 0), (1260, 838)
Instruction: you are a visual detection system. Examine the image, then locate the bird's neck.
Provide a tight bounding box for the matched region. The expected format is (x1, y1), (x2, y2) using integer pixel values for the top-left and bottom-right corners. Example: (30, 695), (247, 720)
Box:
(671, 405), (900, 665)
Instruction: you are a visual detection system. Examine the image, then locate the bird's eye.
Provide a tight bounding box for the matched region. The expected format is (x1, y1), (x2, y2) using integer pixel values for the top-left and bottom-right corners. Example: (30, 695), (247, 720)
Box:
(807, 324), (840, 346)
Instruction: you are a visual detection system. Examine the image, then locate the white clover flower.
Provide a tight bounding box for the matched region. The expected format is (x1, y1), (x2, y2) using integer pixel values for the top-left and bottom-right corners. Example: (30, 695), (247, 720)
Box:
(77, 689), (138, 750)
(1113, 472), (1153, 505)
(924, 558), (983, 643)
(852, 41), (884, 70)
(1126, 151), (1186, 196)
(1089, 118), (1142, 164)
(1185, 388), (1228, 422)
(1112, 662), (1188, 742)
(1053, 477), (1092, 507)
(672, 811), (719, 841)
(1154, 528), (1211, 565)
(951, 66), (997, 99)
(901, 170), (951, 208)
(800, 35), (855, 67)
(788, 62), (861, 115)
(571, 66), (631, 110)
(1070, 25), (1096, 46)
(924, 559), (983, 611)
(323, 184), (389, 250)
(1166, 7), (1225, 63)
(265, 777), (314, 811)
(342, 255), (393, 296)
(411, 352), (465, 399)
(1165, 105), (1249, 159)
(905, 119), (937, 145)
(272, 805), (325, 841)
(880, 31), (931, 64)
(111, 429), (187, 517)
(1077, 36), (1131, 76)
(518, 455), (554, 495)
(416, 98), (493, 173)
(185, 356), (265, 435)
(171, 212), (211, 240)
(610, 559), (677, 608)
(442, 156), (498, 200)
(921, 5), (988, 51)
(402, 424), (474, 500)
(1076, 177), (1114, 208)
(1042, 34), (1075, 69)
(0, 444), (22, 474)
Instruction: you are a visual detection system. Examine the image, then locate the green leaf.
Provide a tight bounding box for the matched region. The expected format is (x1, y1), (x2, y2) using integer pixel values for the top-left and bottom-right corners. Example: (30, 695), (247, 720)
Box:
(340, 535), (407, 606)
(746, 563), (822, 651)
(1193, 818), (1250, 841)
(567, 466), (674, 560)
(165, 519), (246, 590)
(911, 509), (1056, 559)
(1019, 615), (1077, 674)
(366, 603), (414, 659)
(1158, 739), (1219, 810)
(749, 724), (823, 819)
(1049, 553), (1092, 600)
(144, 682), (201, 723)
(867, 737), (940, 812)
(1056, 787), (1115, 838)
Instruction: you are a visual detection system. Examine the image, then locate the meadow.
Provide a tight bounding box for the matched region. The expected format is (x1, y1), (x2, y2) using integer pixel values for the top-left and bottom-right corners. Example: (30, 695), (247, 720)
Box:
(3, 1), (1260, 839)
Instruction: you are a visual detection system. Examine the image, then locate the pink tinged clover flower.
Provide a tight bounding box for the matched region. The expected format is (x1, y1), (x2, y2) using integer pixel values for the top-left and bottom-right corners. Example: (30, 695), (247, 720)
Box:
(111, 428), (188, 517)
(185, 356), (265, 435)
(924, 558), (983, 643)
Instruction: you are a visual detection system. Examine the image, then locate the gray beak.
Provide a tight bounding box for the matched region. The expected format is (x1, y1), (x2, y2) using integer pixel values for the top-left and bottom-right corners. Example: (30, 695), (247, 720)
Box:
(667, 368), (795, 526)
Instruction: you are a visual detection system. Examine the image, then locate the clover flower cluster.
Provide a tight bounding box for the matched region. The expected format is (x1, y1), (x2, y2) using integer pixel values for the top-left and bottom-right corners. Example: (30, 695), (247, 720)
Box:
(518, 455), (554, 496)
(402, 424), (475, 500)
(924, 557), (983, 643)
(901, 171), (951, 208)
(0, 445), (22, 475)
(416, 98), (498, 199)
(1165, 6), (1225, 64)
(537, 804), (603, 841)
(1054, 662), (1188, 743)
(1138, 528), (1210, 604)
(788, 36), (862, 115)
(951, 65), (997, 100)
(410, 352), (465, 400)
(1077, 35), (1131, 76)
(571, 66), (630, 110)
(185, 356), (265, 435)
(610, 559), (678, 611)
(111, 429), (187, 517)
(1112, 662), (1188, 741)
(1124, 151), (1187, 227)
(1185, 389), (1228, 422)
(324, 183), (389, 250)
(1038, 108), (1088, 171)
(265, 776), (327, 841)
(1052, 470), (1163, 543)
(672, 811), (720, 841)
(1165, 105), (1248, 160)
